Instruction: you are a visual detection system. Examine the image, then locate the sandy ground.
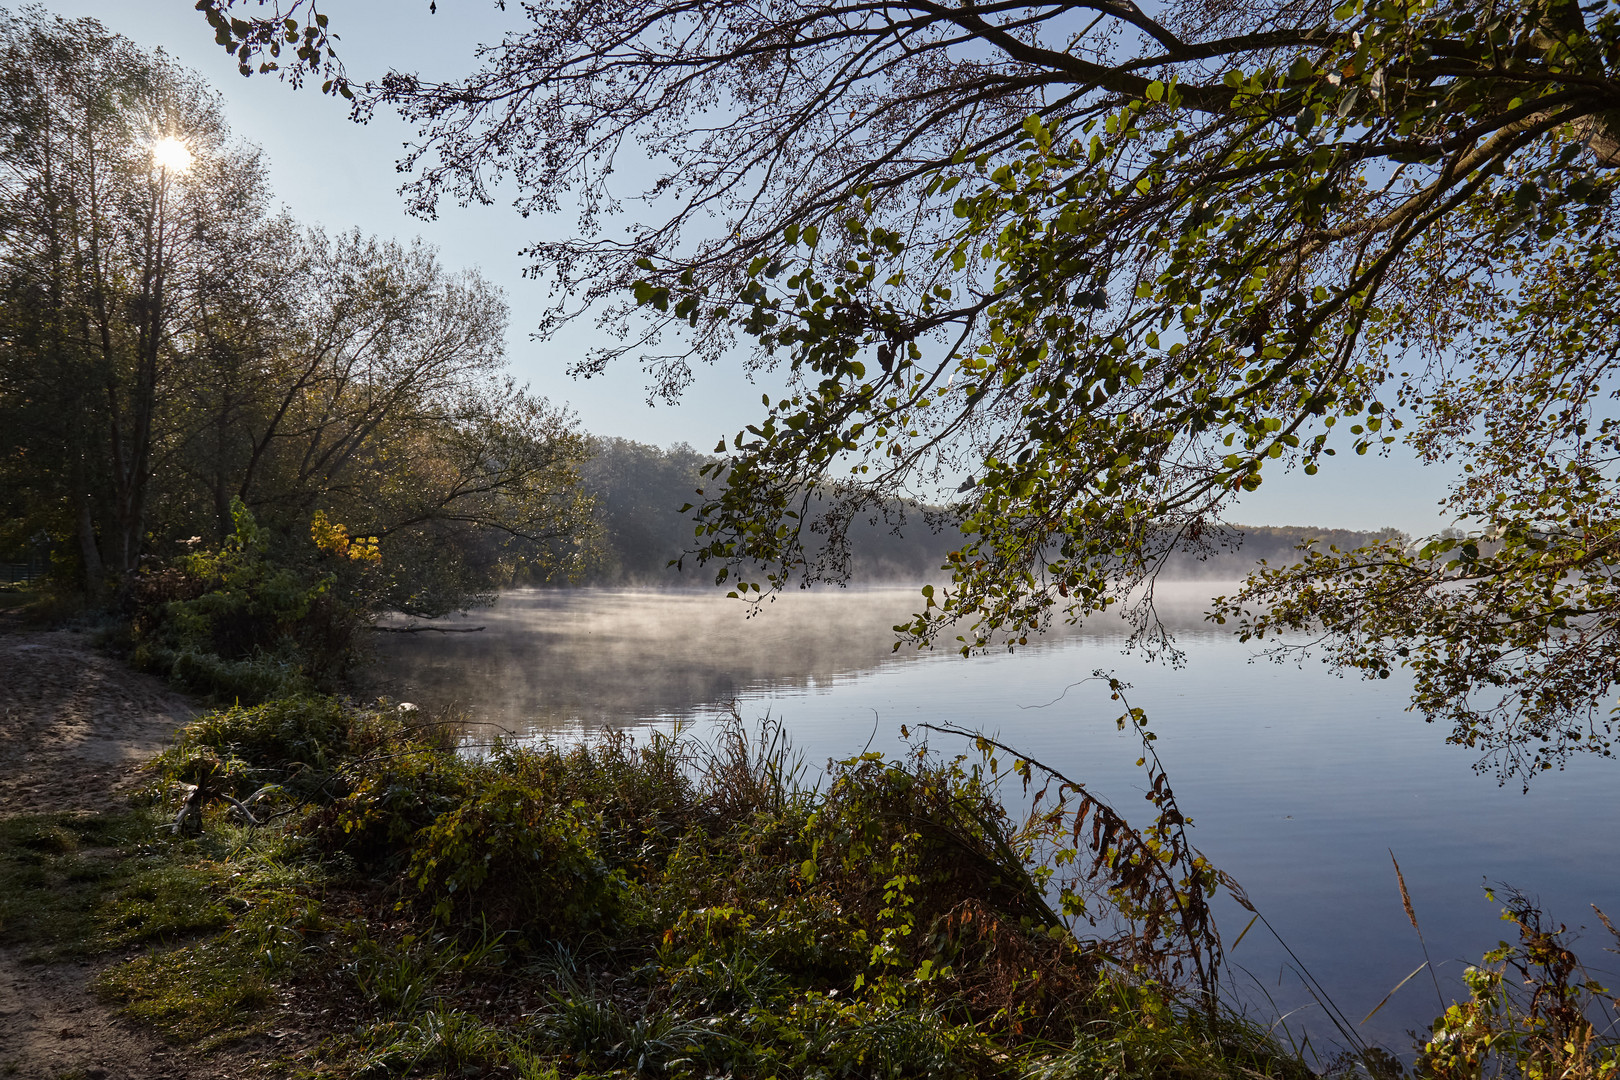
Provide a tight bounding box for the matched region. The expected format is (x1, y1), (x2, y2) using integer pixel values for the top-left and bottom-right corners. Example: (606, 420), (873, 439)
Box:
(0, 946), (239, 1080)
(0, 625), (196, 816)
(0, 619), (263, 1079)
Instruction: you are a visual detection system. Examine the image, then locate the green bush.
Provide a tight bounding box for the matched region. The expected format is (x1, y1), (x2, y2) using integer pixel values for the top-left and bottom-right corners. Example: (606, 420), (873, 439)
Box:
(22, 704), (1348, 1080)
(173, 695), (350, 774)
(408, 778), (630, 937)
(130, 499), (363, 701)
(488, 740), (713, 890)
(152, 695), (363, 818)
(317, 746), (477, 874)
(143, 645), (314, 703)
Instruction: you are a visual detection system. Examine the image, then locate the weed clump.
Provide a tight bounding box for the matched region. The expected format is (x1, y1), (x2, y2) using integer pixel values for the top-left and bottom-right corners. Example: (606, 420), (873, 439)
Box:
(408, 777), (631, 936)
(8, 693), (1615, 1078)
(1418, 891), (1620, 1080)
(128, 499), (366, 702)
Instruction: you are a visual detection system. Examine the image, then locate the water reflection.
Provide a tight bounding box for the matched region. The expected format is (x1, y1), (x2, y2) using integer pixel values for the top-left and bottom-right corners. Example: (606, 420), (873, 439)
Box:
(365, 584), (1210, 732)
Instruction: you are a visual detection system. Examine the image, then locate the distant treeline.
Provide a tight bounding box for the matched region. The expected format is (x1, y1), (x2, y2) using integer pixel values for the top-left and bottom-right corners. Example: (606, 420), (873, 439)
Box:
(1155, 524), (1405, 578)
(576, 438), (1402, 585)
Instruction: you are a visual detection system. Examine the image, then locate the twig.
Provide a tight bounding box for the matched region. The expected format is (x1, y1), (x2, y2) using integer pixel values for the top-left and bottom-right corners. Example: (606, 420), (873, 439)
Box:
(370, 624), (486, 634)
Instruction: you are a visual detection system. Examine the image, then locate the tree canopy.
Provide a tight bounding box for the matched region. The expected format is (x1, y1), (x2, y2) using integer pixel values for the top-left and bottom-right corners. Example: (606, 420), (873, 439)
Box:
(682, 0), (1620, 782)
(0, 9), (592, 621)
(200, 0), (1620, 780)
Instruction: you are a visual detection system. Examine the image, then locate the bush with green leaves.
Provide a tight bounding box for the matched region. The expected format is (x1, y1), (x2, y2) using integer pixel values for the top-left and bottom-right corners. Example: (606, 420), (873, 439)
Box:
(22, 690), (1620, 1078)
(1418, 891), (1620, 1080)
(177, 694), (347, 764)
(131, 499), (364, 700)
(409, 778), (630, 937)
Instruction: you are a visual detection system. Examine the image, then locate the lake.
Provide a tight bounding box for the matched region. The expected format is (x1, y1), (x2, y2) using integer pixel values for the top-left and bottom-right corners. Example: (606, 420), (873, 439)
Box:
(366, 584), (1620, 1054)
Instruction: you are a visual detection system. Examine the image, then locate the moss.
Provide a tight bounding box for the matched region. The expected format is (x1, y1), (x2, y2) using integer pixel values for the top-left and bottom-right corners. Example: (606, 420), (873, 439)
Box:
(98, 862), (234, 946)
(0, 811), (158, 955)
(97, 943), (277, 1047)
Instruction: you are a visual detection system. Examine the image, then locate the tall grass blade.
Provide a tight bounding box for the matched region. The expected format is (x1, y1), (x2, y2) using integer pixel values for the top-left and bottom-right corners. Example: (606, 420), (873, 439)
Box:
(1288, 963), (1370, 1058)
(1361, 961), (1431, 1025)
(1392, 850), (1419, 933)
(1233, 963), (1305, 1058)
(1243, 909), (1366, 1054)
(1230, 913), (1261, 953)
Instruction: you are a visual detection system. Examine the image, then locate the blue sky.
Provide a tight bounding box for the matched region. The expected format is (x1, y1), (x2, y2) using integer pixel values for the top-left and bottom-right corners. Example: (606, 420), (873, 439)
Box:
(37, 0), (1458, 536)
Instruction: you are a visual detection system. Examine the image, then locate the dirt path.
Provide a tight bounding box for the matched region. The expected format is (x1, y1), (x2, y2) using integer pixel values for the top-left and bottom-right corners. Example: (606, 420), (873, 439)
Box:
(0, 625), (196, 816)
(0, 946), (240, 1080)
(0, 621), (259, 1079)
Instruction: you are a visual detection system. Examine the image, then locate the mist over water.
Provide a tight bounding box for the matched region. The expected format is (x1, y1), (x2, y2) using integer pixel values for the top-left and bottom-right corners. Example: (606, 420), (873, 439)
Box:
(367, 585), (1620, 1055)
(367, 586), (981, 732)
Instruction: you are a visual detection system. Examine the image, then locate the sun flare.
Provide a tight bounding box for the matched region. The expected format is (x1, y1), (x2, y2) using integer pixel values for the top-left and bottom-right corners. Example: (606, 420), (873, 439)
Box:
(149, 135), (193, 173)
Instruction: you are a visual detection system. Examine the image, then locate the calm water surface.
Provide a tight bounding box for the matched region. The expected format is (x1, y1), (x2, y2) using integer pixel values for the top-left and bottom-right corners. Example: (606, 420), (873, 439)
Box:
(368, 585), (1620, 1053)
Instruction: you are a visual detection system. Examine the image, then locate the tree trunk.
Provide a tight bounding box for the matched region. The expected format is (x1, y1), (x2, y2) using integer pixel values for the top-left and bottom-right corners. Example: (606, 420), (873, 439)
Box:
(76, 483), (104, 599)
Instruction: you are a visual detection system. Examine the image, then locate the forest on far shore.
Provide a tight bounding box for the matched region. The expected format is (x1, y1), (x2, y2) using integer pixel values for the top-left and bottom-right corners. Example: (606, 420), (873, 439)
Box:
(2, 423), (1404, 595)
(577, 437), (1402, 587)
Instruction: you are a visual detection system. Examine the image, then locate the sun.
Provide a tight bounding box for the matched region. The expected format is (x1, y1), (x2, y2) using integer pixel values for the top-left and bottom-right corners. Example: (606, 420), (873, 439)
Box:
(149, 135), (193, 173)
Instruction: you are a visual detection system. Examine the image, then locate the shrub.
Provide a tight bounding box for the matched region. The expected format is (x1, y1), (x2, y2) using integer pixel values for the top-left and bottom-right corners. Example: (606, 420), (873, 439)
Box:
(408, 778), (629, 938)
(152, 695), (363, 819)
(148, 646), (314, 704)
(315, 747), (477, 875)
(62, 708), (1348, 1080)
(130, 499), (366, 701)
(173, 695), (350, 776)
(1419, 892), (1620, 1080)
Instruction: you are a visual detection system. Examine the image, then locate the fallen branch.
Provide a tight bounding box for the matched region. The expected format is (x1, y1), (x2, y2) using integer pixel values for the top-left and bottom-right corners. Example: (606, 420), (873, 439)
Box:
(163, 781), (289, 833)
(223, 784), (293, 827)
(370, 624), (486, 634)
(164, 783), (206, 835)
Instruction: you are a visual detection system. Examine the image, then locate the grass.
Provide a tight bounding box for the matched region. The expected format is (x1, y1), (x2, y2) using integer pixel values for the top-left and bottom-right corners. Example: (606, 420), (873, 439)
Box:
(0, 811), (166, 955)
(0, 806), (337, 1048)
(5, 694), (1612, 1079)
(125, 701), (1316, 1076)
(102, 943), (278, 1046)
